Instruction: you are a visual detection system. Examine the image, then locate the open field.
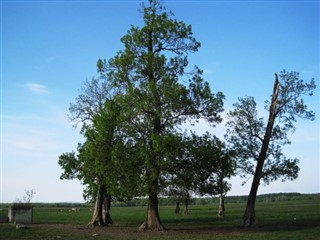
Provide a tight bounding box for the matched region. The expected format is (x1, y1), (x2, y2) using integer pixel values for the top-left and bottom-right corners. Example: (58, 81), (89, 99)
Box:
(1, 196), (319, 240)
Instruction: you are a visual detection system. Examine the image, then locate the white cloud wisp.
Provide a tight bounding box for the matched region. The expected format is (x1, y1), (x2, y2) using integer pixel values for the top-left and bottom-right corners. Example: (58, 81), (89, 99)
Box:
(25, 83), (50, 95)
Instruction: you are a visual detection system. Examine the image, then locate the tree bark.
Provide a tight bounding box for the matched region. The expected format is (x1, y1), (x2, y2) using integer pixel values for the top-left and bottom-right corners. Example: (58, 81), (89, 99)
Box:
(218, 193), (225, 217)
(139, 193), (164, 231)
(102, 194), (112, 225)
(89, 184), (112, 226)
(242, 74), (279, 227)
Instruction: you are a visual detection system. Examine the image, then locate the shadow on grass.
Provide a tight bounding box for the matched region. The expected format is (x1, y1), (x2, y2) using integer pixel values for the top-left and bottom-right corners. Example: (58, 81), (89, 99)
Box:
(161, 216), (320, 234)
(252, 218), (320, 232)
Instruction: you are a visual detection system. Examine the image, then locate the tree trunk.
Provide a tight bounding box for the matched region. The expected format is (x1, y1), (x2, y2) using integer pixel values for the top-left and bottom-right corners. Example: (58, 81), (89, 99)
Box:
(102, 194), (112, 225)
(218, 193), (225, 217)
(242, 75), (279, 227)
(174, 192), (181, 214)
(175, 201), (180, 214)
(139, 193), (164, 231)
(89, 184), (112, 226)
(184, 192), (190, 215)
(242, 180), (258, 227)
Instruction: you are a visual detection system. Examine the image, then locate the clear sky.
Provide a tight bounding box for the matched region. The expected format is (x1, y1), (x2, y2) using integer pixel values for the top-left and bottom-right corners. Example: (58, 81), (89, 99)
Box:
(1, 0), (319, 203)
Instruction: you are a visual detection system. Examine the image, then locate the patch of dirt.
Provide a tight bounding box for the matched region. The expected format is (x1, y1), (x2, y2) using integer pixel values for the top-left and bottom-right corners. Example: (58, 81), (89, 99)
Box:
(1, 223), (245, 240)
(63, 224), (241, 237)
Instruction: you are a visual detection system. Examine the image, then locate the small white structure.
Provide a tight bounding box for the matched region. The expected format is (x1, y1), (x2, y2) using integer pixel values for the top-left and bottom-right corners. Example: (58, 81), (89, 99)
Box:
(8, 206), (33, 224)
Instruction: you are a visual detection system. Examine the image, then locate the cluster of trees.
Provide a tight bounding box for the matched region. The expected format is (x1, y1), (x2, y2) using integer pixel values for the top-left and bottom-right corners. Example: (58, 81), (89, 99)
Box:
(58, 0), (316, 230)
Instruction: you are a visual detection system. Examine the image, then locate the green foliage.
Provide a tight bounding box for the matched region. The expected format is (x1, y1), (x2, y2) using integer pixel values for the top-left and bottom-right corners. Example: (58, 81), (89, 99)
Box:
(188, 133), (235, 196)
(59, 99), (127, 201)
(59, 3), (230, 219)
(272, 70), (316, 127)
(60, 71), (125, 202)
(163, 132), (235, 198)
(58, 151), (79, 180)
(225, 70), (316, 185)
(96, 0), (225, 201)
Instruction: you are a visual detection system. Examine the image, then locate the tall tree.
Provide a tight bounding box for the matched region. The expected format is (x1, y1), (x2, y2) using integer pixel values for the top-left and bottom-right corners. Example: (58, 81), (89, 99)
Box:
(225, 70), (316, 227)
(98, 0), (224, 230)
(62, 73), (128, 226)
(59, 99), (121, 226)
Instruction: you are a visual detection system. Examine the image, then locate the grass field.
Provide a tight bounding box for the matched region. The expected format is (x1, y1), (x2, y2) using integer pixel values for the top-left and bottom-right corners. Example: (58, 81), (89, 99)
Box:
(0, 197), (319, 240)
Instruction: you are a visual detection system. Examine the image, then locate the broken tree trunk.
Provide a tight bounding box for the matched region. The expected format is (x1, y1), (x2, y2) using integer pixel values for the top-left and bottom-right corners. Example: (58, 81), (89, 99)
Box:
(242, 74), (279, 227)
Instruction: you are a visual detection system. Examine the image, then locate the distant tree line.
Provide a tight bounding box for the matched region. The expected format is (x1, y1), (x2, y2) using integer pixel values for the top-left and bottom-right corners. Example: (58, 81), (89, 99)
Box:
(2, 193), (318, 209)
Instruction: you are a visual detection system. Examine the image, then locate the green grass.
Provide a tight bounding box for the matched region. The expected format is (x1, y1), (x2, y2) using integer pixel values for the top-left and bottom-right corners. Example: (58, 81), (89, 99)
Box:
(0, 198), (319, 240)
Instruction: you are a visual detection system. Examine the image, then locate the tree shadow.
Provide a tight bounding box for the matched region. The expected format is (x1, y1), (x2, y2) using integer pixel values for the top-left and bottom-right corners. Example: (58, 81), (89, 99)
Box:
(251, 218), (320, 233)
(161, 216), (320, 234)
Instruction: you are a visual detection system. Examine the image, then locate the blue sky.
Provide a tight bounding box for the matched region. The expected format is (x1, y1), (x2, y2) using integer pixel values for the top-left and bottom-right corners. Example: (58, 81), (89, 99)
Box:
(1, 0), (319, 203)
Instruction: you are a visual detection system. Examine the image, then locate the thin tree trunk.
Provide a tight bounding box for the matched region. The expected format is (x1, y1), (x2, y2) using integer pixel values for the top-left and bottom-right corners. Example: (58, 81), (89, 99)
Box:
(218, 193), (225, 217)
(174, 191), (181, 214)
(242, 75), (279, 227)
(139, 193), (164, 231)
(184, 192), (190, 215)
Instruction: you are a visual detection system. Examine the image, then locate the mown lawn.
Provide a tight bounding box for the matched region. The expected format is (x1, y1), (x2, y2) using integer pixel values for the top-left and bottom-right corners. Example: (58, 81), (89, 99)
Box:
(0, 198), (319, 240)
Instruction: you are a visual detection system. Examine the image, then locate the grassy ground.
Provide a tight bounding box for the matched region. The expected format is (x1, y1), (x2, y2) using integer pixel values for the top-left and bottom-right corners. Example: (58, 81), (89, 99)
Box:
(0, 198), (319, 240)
